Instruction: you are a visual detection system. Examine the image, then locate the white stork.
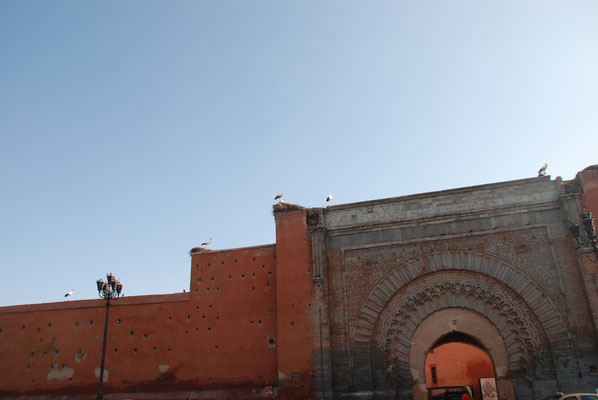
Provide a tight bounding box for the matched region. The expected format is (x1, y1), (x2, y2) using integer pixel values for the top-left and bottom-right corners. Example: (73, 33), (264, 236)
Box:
(274, 193), (285, 201)
(538, 163), (548, 176)
(326, 194), (333, 202)
(201, 238), (212, 246)
(64, 290), (74, 298)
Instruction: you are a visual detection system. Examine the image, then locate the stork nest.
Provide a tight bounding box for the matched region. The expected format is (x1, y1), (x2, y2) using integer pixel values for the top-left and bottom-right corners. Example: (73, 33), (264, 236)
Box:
(189, 247), (209, 255)
(272, 202), (306, 215)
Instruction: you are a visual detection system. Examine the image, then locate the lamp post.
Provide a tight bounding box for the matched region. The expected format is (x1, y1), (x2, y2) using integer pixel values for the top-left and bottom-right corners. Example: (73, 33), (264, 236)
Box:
(96, 273), (123, 400)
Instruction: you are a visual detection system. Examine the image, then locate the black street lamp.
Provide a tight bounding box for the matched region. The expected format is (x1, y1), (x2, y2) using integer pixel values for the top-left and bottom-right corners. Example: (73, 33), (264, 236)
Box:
(96, 273), (123, 400)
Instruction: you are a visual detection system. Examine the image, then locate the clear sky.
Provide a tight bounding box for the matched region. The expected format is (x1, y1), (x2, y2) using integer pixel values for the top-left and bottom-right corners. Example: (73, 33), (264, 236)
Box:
(0, 1), (596, 307)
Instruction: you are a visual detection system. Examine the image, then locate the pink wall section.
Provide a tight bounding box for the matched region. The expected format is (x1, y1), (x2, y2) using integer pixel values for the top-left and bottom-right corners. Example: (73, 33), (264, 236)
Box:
(425, 342), (495, 400)
(0, 244), (279, 398)
(579, 166), (598, 217)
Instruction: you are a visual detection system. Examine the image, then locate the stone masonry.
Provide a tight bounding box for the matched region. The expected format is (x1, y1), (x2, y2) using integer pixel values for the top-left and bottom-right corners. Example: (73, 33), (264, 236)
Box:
(307, 172), (598, 400)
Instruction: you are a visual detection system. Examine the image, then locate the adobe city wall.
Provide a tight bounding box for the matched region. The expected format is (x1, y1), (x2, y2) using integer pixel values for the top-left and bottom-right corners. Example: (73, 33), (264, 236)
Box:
(0, 244), (280, 399)
(1, 166), (598, 400)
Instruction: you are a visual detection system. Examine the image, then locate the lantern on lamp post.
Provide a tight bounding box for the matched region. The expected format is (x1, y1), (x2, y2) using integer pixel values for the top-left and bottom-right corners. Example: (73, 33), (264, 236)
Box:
(95, 273), (123, 400)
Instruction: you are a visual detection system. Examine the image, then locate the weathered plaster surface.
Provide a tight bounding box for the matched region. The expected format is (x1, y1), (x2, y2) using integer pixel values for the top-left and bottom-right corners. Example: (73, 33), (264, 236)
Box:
(47, 365), (74, 381)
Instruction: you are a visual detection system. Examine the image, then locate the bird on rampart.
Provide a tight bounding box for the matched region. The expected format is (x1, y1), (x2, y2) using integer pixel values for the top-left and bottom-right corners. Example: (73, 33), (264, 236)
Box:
(538, 163), (548, 176)
(326, 194), (333, 202)
(65, 290), (74, 298)
(274, 193), (284, 201)
(201, 238), (212, 246)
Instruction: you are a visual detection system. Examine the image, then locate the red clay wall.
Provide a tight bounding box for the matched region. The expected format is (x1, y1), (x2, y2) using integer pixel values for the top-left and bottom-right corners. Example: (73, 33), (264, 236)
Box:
(0, 244), (278, 398)
(189, 244), (278, 387)
(273, 208), (315, 400)
(577, 166), (598, 341)
(0, 294), (190, 396)
(579, 166), (598, 217)
(425, 343), (495, 400)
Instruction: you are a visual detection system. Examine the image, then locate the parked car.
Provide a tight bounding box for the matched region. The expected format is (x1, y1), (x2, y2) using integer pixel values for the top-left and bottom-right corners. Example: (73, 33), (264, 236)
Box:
(543, 393), (598, 400)
(428, 386), (473, 400)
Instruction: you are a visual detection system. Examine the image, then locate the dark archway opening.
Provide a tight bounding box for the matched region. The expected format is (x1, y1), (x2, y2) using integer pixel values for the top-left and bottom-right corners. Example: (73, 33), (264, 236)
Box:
(425, 332), (496, 400)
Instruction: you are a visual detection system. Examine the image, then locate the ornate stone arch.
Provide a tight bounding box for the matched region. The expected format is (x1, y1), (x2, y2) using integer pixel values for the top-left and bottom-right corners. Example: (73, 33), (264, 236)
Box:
(350, 251), (569, 394)
(408, 308), (509, 383)
(374, 271), (547, 384)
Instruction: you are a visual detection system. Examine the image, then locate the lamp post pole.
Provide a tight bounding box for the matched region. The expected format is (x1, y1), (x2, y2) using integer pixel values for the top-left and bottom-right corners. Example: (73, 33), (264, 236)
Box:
(96, 273), (123, 400)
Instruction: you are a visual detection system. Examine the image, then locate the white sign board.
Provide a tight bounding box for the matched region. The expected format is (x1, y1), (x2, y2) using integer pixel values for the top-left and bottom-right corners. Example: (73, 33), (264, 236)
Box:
(480, 377), (498, 400)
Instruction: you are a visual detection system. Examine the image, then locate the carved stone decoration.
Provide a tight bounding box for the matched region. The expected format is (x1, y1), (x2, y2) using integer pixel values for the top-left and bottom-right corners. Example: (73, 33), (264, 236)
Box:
(310, 228), (327, 279)
(343, 240), (561, 327)
(582, 210), (596, 237)
(581, 210), (598, 251)
(563, 177), (583, 194)
(349, 252), (571, 392)
(373, 271), (547, 386)
(568, 223), (582, 247)
(307, 208), (323, 228)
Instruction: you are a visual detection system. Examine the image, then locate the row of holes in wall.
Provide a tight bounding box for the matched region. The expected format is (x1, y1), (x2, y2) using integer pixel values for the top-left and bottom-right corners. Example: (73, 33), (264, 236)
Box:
(5, 259), (279, 374)
(20, 313), (279, 368)
(195, 264), (272, 293)
(22, 332), (278, 380)
(194, 257), (275, 270)
(7, 309), (271, 335)
(197, 258), (310, 276)
(198, 282), (271, 293)
(7, 299), (304, 335)
(26, 371), (274, 385)
(106, 333), (278, 355)
(197, 270), (272, 281)
(4, 260), (274, 335)
(4, 301), (302, 337)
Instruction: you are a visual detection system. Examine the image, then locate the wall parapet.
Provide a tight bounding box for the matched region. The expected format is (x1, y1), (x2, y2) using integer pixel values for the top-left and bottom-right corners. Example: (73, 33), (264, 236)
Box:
(323, 176), (558, 230)
(0, 293), (189, 314)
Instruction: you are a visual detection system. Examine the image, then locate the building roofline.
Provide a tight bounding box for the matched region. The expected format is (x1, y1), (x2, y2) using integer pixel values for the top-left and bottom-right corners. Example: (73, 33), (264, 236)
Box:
(324, 176), (553, 211)
(0, 292), (189, 314)
(190, 243), (275, 256)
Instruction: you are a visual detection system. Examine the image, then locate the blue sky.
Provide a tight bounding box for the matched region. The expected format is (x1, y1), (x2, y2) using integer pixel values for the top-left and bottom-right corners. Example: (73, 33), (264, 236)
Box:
(0, 1), (596, 306)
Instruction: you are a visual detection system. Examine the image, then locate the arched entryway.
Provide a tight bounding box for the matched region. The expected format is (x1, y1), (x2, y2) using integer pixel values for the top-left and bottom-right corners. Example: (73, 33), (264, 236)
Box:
(425, 332), (495, 400)
(359, 266), (564, 399)
(408, 308), (514, 400)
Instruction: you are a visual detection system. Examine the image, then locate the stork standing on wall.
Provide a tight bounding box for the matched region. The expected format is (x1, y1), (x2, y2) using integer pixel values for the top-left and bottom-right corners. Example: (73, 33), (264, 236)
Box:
(326, 194), (333, 202)
(65, 290), (74, 298)
(274, 193), (284, 201)
(538, 163), (548, 176)
(201, 238), (212, 247)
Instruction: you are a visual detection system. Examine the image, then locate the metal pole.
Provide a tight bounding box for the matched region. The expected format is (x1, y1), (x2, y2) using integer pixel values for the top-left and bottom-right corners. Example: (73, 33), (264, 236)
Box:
(96, 298), (110, 400)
